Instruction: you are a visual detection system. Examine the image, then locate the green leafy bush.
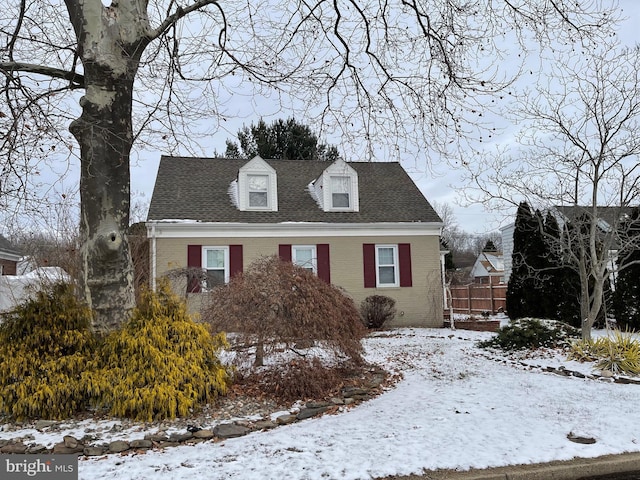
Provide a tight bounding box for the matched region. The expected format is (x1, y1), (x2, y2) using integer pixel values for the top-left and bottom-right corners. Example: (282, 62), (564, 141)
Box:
(0, 282), (96, 419)
(568, 330), (640, 375)
(87, 280), (230, 422)
(360, 295), (396, 329)
(477, 318), (579, 352)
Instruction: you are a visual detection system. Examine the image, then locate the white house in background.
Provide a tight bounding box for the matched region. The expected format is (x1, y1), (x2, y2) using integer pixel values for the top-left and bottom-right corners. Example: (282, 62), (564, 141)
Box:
(500, 206), (632, 286)
(500, 223), (515, 283)
(470, 250), (504, 285)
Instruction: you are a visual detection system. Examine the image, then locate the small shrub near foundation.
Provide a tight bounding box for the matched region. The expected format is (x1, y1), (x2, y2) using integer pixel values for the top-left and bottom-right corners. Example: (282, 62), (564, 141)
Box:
(360, 295), (396, 329)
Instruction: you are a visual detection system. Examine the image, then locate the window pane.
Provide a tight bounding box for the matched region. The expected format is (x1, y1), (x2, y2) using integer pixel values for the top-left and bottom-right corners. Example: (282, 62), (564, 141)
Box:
(332, 192), (350, 208)
(378, 247), (395, 265)
(206, 269), (225, 287)
(249, 191), (268, 207)
(331, 176), (349, 193)
(206, 249), (225, 268)
(295, 248), (313, 264)
(379, 266), (396, 284)
(248, 175), (268, 190)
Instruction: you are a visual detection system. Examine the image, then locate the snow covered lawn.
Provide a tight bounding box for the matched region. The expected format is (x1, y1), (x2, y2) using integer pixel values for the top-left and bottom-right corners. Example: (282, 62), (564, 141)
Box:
(7, 327), (640, 479)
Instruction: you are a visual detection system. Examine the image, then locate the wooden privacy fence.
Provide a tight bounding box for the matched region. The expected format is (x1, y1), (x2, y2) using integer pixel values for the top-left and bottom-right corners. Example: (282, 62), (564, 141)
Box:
(448, 283), (507, 315)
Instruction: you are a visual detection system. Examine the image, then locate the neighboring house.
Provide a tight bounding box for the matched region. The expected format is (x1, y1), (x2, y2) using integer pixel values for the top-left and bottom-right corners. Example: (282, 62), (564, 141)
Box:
(146, 156), (445, 327)
(470, 250), (504, 285)
(500, 223), (515, 284)
(501, 206), (633, 284)
(0, 235), (21, 276)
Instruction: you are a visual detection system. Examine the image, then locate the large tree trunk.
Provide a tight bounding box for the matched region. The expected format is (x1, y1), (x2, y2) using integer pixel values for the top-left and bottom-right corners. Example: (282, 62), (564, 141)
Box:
(69, 67), (136, 333)
(65, 1), (148, 332)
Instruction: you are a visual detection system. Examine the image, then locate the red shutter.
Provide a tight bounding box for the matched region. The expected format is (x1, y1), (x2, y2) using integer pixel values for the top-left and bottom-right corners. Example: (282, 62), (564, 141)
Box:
(187, 245), (202, 293)
(317, 244), (331, 283)
(229, 245), (243, 279)
(279, 244), (292, 262)
(399, 243), (412, 287)
(363, 243), (376, 288)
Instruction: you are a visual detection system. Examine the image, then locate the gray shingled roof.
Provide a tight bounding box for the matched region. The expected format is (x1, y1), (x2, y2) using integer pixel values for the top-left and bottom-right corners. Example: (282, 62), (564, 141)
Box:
(0, 235), (21, 257)
(147, 156), (442, 224)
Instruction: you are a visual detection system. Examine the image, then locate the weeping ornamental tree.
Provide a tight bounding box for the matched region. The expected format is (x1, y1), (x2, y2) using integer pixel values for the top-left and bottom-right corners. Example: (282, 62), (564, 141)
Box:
(0, 1), (616, 331)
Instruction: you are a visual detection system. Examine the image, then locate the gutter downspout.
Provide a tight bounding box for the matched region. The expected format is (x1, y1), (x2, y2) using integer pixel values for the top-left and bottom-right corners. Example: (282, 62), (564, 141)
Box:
(149, 223), (157, 292)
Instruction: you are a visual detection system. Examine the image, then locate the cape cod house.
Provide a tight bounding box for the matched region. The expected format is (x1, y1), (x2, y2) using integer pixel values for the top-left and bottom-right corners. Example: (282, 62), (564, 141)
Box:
(146, 156), (444, 327)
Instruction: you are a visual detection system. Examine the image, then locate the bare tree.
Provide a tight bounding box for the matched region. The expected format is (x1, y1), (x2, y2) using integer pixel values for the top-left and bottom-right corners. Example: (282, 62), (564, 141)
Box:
(467, 45), (640, 340)
(0, 0), (616, 331)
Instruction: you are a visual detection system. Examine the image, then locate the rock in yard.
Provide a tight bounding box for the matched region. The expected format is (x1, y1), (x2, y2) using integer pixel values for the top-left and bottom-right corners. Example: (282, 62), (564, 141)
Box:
(144, 433), (169, 442)
(63, 435), (80, 448)
(296, 406), (329, 420)
(567, 433), (596, 444)
(1, 443), (27, 454)
(275, 414), (298, 426)
(168, 432), (193, 443)
(108, 440), (131, 453)
(213, 424), (250, 439)
(34, 420), (59, 431)
(192, 429), (214, 440)
(83, 446), (107, 456)
(130, 439), (154, 449)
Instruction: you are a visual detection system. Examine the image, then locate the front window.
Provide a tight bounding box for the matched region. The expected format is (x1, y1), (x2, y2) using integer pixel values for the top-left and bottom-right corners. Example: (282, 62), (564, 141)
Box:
(376, 245), (398, 287)
(203, 247), (229, 288)
(292, 245), (317, 273)
(331, 176), (351, 208)
(248, 174), (269, 208)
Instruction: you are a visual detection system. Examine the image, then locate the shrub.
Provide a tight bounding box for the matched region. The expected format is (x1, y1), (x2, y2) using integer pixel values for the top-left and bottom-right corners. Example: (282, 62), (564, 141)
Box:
(0, 282), (96, 420)
(568, 329), (640, 375)
(238, 357), (351, 403)
(203, 256), (367, 400)
(204, 256), (366, 367)
(360, 295), (396, 329)
(87, 280), (230, 422)
(477, 318), (579, 352)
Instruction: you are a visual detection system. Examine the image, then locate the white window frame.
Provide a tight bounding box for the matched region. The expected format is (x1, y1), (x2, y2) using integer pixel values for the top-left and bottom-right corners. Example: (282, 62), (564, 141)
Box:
(246, 173), (270, 209)
(202, 246), (230, 289)
(330, 175), (352, 210)
(292, 245), (317, 273)
(375, 244), (399, 287)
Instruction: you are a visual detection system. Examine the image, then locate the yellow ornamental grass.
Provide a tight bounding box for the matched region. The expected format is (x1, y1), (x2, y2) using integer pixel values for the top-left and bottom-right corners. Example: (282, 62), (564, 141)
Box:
(88, 281), (230, 422)
(568, 329), (640, 376)
(0, 283), (96, 420)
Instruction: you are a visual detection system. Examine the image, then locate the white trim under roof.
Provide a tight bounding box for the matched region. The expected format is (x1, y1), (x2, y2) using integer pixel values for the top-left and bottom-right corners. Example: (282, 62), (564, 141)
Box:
(0, 252), (22, 262)
(146, 221), (442, 238)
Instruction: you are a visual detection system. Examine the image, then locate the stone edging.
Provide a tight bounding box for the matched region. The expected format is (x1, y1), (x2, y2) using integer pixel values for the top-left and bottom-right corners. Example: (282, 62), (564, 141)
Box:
(0, 378), (386, 456)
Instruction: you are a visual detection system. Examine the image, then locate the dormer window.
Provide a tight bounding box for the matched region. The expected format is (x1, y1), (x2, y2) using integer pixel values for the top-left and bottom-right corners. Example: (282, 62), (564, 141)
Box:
(248, 174), (269, 208)
(312, 159), (359, 212)
(331, 176), (351, 209)
(237, 156), (278, 212)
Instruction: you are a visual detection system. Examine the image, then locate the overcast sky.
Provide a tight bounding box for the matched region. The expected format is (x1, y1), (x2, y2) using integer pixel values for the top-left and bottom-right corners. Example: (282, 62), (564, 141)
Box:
(122, 1), (638, 236)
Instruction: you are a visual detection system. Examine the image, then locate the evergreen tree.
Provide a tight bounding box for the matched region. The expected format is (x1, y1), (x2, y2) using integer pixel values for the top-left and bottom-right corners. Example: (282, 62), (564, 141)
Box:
(613, 208), (640, 329)
(225, 118), (341, 161)
(542, 212), (581, 326)
(507, 203), (548, 319)
(482, 240), (498, 252)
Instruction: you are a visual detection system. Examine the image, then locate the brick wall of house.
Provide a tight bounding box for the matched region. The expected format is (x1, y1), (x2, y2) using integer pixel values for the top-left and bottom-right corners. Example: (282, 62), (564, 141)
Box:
(0, 259), (17, 275)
